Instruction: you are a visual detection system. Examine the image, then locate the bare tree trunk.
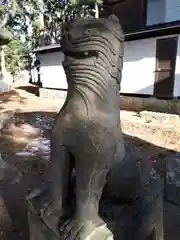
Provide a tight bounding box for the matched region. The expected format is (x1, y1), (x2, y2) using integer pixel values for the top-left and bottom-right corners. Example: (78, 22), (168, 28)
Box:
(0, 12), (8, 75)
(94, 2), (99, 18)
(0, 46), (6, 74)
(38, 0), (45, 46)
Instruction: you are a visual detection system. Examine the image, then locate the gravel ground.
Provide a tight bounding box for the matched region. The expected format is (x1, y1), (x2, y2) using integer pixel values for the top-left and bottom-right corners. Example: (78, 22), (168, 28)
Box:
(0, 87), (180, 239)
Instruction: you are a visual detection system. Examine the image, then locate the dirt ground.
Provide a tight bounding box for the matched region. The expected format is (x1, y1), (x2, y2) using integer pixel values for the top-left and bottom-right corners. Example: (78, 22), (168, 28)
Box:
(0, 86), (180, 239)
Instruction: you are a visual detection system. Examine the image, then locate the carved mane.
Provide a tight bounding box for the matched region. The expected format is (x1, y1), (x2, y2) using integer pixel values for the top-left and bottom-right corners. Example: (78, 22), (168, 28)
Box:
(61, 15), (124, 99)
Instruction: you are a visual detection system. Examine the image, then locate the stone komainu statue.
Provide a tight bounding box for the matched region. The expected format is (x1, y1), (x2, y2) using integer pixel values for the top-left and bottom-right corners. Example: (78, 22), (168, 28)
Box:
(27, 15), (164, 240)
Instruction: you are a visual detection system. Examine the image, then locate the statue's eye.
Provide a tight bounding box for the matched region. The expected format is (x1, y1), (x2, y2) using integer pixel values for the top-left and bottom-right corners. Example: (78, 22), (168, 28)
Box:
(64, 50), (98, 59)
(84, 50), (98, 58)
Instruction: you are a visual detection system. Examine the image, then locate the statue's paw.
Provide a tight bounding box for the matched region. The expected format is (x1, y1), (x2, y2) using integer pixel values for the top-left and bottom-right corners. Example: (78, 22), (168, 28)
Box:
(86, 224), (113, 240)
(59, 219), (113, 240)
(27, 182), (51, 200)
(27, 187), (43, 200)
(59, 219), (84, 240)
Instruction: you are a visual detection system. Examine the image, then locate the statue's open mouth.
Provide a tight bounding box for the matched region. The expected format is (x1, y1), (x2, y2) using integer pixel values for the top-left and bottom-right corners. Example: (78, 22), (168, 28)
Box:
(63, 50), (98, 59)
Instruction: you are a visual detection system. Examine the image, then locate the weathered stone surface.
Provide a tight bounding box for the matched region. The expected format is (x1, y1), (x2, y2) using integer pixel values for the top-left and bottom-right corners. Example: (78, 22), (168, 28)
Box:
(139, 111), (180, 123)
(100, 178), (164, 240)
(39, 88), (67, 103)
(165, 152), (180, 206)
(105, 148), (148, 203)
(0, 196), (12, 240)
(119, 95), (180, 115)
(27, 209), (59, 240)
(27, 178), (164, 240)
(26, 14), (164, 240)
(27, 15), (125, 240)
(0, 154), (22, 185)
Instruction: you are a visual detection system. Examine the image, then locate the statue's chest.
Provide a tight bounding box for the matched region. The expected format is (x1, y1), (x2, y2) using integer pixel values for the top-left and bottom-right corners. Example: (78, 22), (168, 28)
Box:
(61, 113), (118, 148)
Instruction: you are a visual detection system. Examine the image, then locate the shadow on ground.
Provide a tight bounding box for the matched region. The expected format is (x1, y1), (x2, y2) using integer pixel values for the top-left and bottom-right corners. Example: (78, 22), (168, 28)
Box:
(0, 90), (27, 104)
(15, 85), (40, 96)
(0, 110), (179, 239)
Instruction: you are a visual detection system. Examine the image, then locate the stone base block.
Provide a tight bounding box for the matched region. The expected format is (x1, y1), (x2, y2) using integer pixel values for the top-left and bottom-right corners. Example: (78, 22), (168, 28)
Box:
(27, 211), (59, 240)
(120, 95), (180, 115)
(0, 196), (12, 240)
(100, 178), (164, 240)
(39, 88), (67, 103)
(26, 179), (163, 240)
(165, 152), (180, 206)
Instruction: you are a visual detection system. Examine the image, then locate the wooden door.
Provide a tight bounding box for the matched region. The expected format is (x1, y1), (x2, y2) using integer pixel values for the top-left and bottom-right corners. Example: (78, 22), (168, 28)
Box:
(154, 37), (178, 99)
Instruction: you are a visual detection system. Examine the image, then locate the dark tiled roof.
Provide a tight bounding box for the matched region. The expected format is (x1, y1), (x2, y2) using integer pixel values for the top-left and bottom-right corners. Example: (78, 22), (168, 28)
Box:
(125, 20), (180, 41)
(34, 20), (180, 53)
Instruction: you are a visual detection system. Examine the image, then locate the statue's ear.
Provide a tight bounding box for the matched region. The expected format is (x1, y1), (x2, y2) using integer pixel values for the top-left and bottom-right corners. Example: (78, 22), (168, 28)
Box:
(108, 14), (119, 23)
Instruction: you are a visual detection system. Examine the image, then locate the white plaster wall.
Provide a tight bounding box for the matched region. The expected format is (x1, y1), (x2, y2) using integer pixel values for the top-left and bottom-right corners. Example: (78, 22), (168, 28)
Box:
(165, 0), (180, 22)
(173, 37), (180, 97)
(121, 38), (156, 95)
(37, 35), (180, 98)
(39, 51), (67, 89)
(122, 35), (180, 97)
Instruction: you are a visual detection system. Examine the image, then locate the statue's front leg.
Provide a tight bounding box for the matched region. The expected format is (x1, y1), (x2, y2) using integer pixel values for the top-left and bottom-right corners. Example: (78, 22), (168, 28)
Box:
(43, 144), (73, 219)
(59, 154), (113, 240)
(27, 133), (74, 238)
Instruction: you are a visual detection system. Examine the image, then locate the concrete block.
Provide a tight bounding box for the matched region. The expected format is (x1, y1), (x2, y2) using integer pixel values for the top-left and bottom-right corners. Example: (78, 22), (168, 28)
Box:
(0, 196), (12, 240)
(39, 88), (67, 103)
(165, 152), (180, 206)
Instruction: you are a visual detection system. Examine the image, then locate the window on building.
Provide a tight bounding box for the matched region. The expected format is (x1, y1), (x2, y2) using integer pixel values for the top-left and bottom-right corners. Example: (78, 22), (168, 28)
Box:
(146, 0), (165, 26)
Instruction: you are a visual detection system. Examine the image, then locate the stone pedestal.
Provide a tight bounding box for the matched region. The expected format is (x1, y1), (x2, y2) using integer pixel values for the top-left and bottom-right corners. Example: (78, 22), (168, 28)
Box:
(165, 152), (180, 206)
(0, 196), (12, 240)
(27, 210), (59, 240)
(39, 88), (67, 102)
(100, 178), (164, 240)
(26, 178), (164, 240)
